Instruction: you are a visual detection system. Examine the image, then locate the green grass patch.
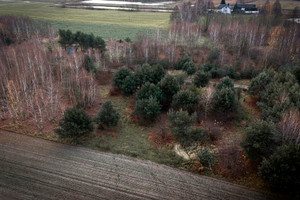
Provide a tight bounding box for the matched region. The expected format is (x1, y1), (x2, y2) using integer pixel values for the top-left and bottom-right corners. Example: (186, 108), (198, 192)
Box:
(48, 20), (161, 39)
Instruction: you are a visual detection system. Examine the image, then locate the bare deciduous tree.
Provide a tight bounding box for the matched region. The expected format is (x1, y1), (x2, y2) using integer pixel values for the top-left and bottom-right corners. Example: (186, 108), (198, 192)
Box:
(277, 108), (300, 145)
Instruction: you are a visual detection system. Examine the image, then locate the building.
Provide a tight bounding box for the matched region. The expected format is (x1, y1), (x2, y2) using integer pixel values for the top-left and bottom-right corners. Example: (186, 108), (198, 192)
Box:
(219, 3), (232, 14)
(233, 4), (259, 14)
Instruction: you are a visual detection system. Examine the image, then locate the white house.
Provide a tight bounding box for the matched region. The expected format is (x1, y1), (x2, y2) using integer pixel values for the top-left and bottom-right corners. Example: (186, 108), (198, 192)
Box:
(219, 3), (232, 14)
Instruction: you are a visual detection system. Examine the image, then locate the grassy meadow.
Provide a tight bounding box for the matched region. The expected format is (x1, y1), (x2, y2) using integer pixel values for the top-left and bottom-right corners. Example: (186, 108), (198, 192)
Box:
(0, 2), (170, 39)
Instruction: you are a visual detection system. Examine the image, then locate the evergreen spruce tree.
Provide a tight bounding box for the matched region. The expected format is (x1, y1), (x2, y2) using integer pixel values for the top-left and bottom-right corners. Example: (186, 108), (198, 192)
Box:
(95, 101), (120, 129)
(55, 107), (94, 138)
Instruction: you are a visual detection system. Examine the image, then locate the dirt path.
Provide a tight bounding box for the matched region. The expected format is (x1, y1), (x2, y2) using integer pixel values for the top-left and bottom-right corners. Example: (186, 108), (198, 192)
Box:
(0, 131), (270, 200)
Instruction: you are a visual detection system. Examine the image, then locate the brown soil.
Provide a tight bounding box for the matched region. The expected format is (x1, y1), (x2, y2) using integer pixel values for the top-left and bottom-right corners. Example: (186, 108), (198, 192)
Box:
(96, 70), (113, 85)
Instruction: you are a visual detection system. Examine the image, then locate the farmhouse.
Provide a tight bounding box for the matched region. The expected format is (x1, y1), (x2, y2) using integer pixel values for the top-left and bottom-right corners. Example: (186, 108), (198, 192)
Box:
(233, 3), (259, 14)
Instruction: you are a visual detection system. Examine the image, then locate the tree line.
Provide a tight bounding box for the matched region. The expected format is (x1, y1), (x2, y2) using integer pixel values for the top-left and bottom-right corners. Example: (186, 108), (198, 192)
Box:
(58, 29), (106, 52)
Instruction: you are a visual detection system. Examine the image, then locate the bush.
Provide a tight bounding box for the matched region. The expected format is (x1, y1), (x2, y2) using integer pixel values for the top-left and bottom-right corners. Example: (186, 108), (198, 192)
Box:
(95, 101), (120, 129)
(197, 147), (216, 170)
(134, 64), (152, 86)
(174, 54), (191, 70)
(113, 67), (131, 88)
(194, 71), (210, 87)
(258, 145), (300, 192)
(207, 48), (220, 63)
(134, 96), (161, 123)
(183, 61), (196, 75)
(201, 63), (213, 72)
(124, 37), (131, 42)
(257, 72), (300, 122)
(241, 120), (278, 161)
(152, 64), (166, 84)
(188, 128), (209, 143)
(248, 72), (272, 95)
(210, 68), (218, 78)
(120, 74), (137, 95)
(293, 66), (300, 84)
(212, 77), (236, 112)
(172, 89), (198, 113)
(240, 64), (256, 79)
(215, 76), (234, 91)
(159, 75), (180, 107)
(213, 87), (236, 112)
(174, 72), (187, 85)
(83, 54), (97, 74)
(136, 82), (162, 102)
(55, 107), (94, 138)
(134, 63), (165, 86)
(168, 109), (196, 145)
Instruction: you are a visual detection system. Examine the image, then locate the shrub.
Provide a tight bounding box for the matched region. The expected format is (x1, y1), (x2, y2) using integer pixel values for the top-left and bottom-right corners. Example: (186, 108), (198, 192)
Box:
(55, 107), (94, 138)
(135, 64), (166, 86)
(207, 47), (220, 63)
(197, 146), (216, 170)
(168, 109), (196, 145)
(241, 120), (278, 161)
(210, 68), (218, 78)
(201, 63), (213, 72)
(136, 82), (162, 102)
(120, 74), (137, 95)
(174, 54), (191, 70)
(194, 71), (210, 87)
(159, 75), (180, 106)
(83, 54), (97, 74)
(113, 67), (131, 88)
(179, 128), (208, 147)
(134, 96), (161, 123)
(213, 87), (236, 112)
(124, 37), (131, 42)
(293, 66), (300, 84)
(172, 89), (198, 113)
(248, 72), (271, 95)
(215, 76), (234, 91)
(174, 72), (187, 85)
(212, 77), (236, 112)
(234, 72), (241, 80)
(189, 128), (209, 143)
(183, 61), (196, 75)
(258, 144), (300, 192)
(240, 64), (255, 79)
(152, 64), (166, 84)
(134, 63), (165, 86)
(134, 64), (153, 86)
(95, 101), (120, 129)
(257, 72), (300, 122)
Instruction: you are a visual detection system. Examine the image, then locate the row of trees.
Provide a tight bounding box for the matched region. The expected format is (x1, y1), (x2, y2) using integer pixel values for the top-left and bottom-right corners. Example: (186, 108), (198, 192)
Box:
(58, 29), (106, 52)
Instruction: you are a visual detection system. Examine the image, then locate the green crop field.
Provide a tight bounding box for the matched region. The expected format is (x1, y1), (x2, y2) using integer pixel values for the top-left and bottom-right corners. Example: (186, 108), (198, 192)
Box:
(0, 2), (170, 39)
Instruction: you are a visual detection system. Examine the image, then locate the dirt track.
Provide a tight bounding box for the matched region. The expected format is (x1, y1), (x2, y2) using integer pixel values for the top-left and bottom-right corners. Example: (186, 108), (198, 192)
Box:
(0, 131), (269, 200)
